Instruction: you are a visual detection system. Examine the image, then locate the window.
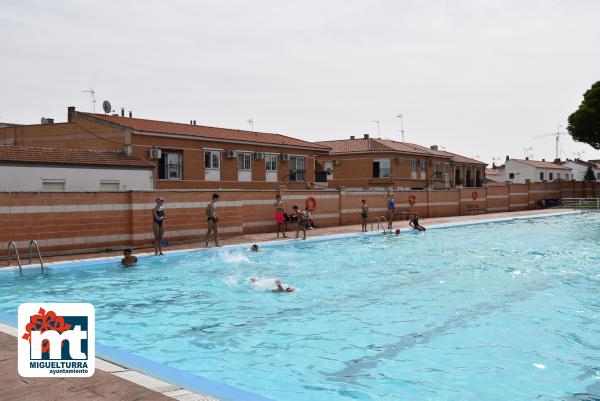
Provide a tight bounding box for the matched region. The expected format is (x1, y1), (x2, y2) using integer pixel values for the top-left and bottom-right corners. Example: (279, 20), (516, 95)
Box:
(557, 173), (561, 179)
(372, 158), (391, 178)
(434, 162), (443, 180)
(411, 160), (417, 172)
(540, 172), (544, 181)
(549, 172), (553, 181)
(265, 154), (277, 171)
(42, 179), (65, 191)
(204, 150), (220, 169)
(100, 180), (120, 191)
(237, 152), (252, 170)
(444, 163), (450, 174)
(289, 156), (305, 182)
(597, 172), (600, 179)
(509, 173), (515, 179)
(159, 151), (183, 179)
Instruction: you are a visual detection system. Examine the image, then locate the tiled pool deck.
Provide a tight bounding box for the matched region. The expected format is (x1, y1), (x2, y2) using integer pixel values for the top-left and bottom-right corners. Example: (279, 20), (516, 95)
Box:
(0, 209), (577, 401)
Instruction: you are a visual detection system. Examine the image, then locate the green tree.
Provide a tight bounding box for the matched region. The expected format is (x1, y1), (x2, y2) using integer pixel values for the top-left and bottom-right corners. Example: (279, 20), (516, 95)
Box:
(584, 165), (596, 181)
(567, 81), (600, 149)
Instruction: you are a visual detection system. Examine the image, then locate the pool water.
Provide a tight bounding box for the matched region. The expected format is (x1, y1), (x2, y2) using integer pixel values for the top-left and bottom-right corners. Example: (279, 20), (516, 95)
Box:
(2, 212), (600, 401)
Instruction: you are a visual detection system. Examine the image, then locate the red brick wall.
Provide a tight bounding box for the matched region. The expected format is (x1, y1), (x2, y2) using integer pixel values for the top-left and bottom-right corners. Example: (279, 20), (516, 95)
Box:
(2, 182), (599, 257)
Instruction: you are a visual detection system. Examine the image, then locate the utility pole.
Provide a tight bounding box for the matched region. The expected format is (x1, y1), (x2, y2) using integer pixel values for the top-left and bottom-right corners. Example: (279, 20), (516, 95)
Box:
(247, 118), (254, 131)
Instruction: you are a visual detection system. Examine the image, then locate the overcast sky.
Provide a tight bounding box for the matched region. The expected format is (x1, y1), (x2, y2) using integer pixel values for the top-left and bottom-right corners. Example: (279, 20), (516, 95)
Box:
(1, 0), (599, 164)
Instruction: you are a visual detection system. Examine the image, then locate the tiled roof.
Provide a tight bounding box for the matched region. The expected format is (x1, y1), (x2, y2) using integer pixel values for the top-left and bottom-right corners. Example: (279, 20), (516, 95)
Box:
(0, 146), (155, 168)
(485, 168), (504, 175)
(84, 113), (329, 151)
(316, 137), (487, 165)
(513, 159), (571, 170)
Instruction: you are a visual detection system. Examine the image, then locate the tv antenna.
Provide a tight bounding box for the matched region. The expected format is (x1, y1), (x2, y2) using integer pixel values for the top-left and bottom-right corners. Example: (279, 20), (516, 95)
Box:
(534, 122), (567, 161)
(396, 114), (405, 142)
(572, 150), (586, 160)
(522, 147), (533, 159)
(81, 88), (97, 113)
(371, 120), (380, 138)
(247, 118), (254, 131)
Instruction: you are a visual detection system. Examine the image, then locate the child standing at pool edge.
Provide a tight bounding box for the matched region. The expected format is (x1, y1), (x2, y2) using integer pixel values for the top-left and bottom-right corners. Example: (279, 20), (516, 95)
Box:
(361, 199), (369, 232)
(274, 194), (287, 238)
(152, 197), (165, 256)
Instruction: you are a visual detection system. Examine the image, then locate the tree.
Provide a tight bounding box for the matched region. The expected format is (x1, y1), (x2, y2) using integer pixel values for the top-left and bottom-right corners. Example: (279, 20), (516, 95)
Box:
(567, 81), (600, 149)
(584, 165), (596, 181)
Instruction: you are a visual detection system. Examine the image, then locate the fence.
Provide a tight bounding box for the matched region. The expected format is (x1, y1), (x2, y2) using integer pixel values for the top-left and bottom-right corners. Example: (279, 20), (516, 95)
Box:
(2, 181), (599, 256)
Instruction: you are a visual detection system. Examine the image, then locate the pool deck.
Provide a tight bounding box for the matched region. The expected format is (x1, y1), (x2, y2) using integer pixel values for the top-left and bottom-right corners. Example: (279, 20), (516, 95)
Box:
(0, 208), (577, 401)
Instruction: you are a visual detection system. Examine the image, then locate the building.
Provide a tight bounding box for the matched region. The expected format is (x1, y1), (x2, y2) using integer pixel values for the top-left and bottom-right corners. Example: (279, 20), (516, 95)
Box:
(0, 107), (330, 190)
(315, 136), (486, 190)
(485, 167), (505, 183)
(562, 159), (600, 181)
(0, 145), (154, 191)
(504, 157), (572, 183)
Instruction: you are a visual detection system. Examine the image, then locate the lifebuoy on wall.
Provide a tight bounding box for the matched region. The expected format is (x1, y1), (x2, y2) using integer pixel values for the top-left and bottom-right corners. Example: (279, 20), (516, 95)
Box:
(306, 196), (317, 212)
(408, 194), (417, 206)
(472, 191), (478, 200)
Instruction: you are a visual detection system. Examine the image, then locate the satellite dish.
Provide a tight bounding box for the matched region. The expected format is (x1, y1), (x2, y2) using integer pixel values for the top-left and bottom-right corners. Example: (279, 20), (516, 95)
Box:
(40, 117), (48, 124)
(102, 100), (111, 114)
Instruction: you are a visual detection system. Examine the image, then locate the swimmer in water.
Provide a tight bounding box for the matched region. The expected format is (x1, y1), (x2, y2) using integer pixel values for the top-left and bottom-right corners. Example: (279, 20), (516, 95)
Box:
(250, 277), (295, 292)
(395, 228), (401, 235)
(121, 248), (137, 266)
(250, 244), (259, 252)
(409, 213), (426, 231)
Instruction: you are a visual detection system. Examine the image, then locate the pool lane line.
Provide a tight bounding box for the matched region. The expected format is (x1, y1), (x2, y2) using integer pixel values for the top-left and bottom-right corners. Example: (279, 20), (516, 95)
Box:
(0, 311), (277, 401)
(0, 209), (583, 274)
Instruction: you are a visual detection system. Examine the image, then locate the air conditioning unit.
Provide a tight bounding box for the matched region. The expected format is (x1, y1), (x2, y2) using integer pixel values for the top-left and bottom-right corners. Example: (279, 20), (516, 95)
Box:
(281, 153), (289, 162)
(255, 152), (264, 160)
(149, 148), (162, 159)
(226, 150), (237, 159)
(333, 159), (341, 166)
(396, 157), (402, 165)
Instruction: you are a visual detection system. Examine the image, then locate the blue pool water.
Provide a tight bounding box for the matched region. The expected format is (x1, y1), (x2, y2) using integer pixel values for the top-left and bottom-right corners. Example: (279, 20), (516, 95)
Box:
(2, 212), (600, 401)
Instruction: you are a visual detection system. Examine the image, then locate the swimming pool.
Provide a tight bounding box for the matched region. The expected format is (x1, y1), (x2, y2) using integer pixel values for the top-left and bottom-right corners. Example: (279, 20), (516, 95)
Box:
(1, 211), (600, 401)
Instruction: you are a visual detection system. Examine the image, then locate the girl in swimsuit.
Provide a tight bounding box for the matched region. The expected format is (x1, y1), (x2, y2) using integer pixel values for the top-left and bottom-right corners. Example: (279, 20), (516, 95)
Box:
(409, 213), (426, 232)
(205, 193), (220, 247)
(274, 194), (287, 238)
(361, 199), (369, 232)
(152, 197), (165, 255)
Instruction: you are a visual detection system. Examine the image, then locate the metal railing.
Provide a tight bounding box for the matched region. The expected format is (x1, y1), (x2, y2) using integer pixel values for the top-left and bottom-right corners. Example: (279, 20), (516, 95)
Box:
(561, 198), (600, 210)
(371, 216), (390, 234)
(29, 240), (44, 273)
(7, 240), (45, 275)
(7, 241), (22, 274)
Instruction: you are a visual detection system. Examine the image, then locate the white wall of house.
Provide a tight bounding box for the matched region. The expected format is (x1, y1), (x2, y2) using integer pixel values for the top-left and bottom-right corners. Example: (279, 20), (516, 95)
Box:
(563, 161), (600, 181)
(0, 164), (154, 191)
(504, 160), (572, 183)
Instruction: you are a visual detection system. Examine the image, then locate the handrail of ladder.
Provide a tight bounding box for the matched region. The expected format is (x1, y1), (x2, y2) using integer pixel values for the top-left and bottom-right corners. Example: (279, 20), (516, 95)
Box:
(28, 240), (44, 274)
(7, 241), (22, 274)
(371, 216), (389, 234)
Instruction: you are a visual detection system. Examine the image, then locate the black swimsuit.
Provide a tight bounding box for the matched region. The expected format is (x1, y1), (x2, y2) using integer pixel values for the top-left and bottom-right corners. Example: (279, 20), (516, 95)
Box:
(154, 208), (164, 227)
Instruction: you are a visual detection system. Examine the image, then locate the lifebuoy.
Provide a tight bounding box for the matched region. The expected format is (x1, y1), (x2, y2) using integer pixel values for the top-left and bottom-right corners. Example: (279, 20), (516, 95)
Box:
(306, 196), (317, 212)
(472, 191), (478, 200)
(408, 194), (417, 206)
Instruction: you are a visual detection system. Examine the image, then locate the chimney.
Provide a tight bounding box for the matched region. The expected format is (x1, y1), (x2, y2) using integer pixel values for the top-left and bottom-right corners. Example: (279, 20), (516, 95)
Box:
(120, 108), (125, 117)
(430, 145), (438, 151)
(190, 120), (193, 125)
(193, 120), (197, 125)
(542, 158), (546, 162)
(364, 134), (369, 139)
(492, 162), (496, 169)
(525, 156), (529, 160)
(47, 118), (54, 124)
(553, 158), (561, 163)
(506, 155), (509, 161)
(128, 111), (132, 118)
(350, 135), (355, 140)
(67, 106), (76, 122)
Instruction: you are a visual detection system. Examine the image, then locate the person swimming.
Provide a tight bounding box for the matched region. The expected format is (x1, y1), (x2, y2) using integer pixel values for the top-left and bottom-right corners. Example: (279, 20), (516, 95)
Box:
(250, 244), (260, 252)
(409, 213), (426, 231)
(395, 228), (401, 235)
(250, 277), (294, 292)
(121, 248), (137, 266)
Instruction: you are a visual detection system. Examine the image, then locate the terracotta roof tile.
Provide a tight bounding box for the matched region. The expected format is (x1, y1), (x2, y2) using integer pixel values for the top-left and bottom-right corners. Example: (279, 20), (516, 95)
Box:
(85, 113), (329, 151)
(0, 146), (155, 168)
(485, 168), (503, 175)
(315, 138), (396, 153)
(513, 159), (571, 170)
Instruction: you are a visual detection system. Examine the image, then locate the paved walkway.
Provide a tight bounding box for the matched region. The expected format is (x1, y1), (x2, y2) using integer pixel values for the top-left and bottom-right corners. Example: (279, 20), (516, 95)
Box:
(0, 209), (574, 401)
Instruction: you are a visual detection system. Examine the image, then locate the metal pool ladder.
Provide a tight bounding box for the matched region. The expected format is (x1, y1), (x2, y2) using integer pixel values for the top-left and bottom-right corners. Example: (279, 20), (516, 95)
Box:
(371, 216), (390, 234)
(7, 240), (44, 275)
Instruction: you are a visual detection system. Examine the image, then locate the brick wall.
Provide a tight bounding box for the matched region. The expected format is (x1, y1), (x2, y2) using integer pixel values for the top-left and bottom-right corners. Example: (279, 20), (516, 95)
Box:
(2, 182), (600, 257)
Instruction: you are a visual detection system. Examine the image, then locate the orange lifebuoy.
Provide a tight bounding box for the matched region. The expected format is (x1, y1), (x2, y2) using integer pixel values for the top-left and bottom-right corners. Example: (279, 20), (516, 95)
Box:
(472, 191), (478, 200)
(306, 196), (317, 212)
(408, 194), (417, 206)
